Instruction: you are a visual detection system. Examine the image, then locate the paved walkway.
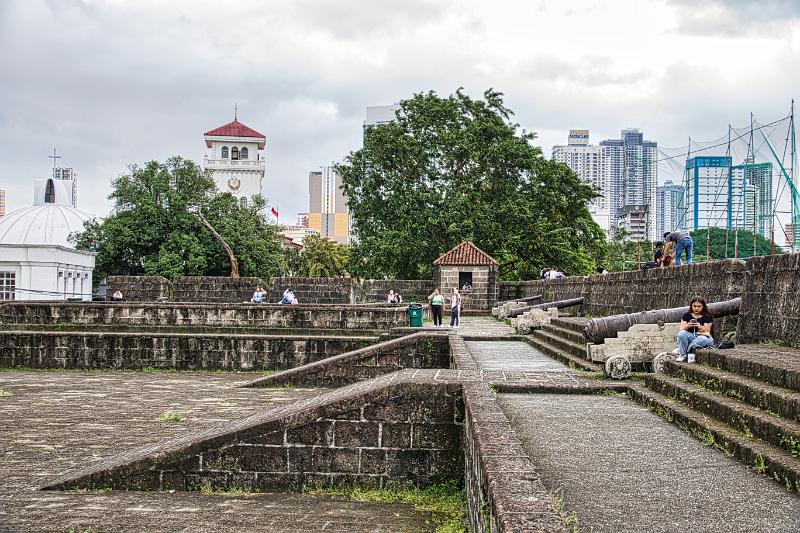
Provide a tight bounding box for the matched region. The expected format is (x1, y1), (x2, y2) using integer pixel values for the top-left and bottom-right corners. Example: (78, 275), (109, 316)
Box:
(498, 392), (800, 533)
(0, 371), (439, 532)
(465, 340), (570, 373)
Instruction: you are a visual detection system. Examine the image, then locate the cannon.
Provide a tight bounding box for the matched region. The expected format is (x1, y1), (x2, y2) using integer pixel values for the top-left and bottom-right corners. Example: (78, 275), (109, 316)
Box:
(583, 298), (741, 344)
(507, 297), (584, 319)
(493, 294), (543, 308)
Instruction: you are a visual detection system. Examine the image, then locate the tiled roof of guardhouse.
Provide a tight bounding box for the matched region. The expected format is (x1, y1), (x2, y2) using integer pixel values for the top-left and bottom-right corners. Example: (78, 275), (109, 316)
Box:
(433, 241), (498, 266)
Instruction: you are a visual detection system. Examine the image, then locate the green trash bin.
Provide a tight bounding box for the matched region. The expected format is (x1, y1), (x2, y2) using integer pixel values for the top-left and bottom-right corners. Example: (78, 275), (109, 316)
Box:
(406, 303), (424, 327)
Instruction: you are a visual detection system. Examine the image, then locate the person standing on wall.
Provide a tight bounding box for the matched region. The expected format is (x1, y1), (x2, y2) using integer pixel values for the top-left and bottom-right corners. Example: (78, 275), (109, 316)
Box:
(449, 288), (462, 328)
(428, 288), (445, 327)
(664, 230), (693, 265)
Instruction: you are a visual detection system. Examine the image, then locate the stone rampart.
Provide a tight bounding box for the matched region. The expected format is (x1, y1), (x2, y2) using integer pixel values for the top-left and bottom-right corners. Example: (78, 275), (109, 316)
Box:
(0, 331), (376, 371)
(738, 253), (800, 347)
(107, 276), (172, 301)
(172, 277), (266, 303)
(268, 277), (358, 305)
(44, 371), (464, 493)
(361, 279), (433, 303)
(0, 302), (407, 330)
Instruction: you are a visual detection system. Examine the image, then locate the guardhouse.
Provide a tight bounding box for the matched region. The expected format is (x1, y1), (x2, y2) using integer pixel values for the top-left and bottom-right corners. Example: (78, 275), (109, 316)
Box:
(433, 241), (498, 310)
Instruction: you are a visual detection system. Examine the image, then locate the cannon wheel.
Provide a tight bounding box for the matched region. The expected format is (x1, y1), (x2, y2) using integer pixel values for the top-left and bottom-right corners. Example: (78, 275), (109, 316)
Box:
(604, 355), (632, 380)
(652, 352), (674, 374)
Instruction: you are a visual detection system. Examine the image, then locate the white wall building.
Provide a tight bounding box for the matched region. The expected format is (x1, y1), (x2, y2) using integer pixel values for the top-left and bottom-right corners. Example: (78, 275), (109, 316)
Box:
(552, 130), (612, 234)
(0, 179), (94, 301)
(203, 118), (266, 207)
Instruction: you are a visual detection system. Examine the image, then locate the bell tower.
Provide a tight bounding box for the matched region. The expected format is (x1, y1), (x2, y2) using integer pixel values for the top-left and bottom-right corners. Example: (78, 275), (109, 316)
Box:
(203, 113), (266, 207)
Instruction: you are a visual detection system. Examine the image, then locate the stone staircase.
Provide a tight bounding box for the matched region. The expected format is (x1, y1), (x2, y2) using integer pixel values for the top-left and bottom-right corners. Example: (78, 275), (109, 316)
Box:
(525, 317), (602, 372)
(631, 344), (800, 492)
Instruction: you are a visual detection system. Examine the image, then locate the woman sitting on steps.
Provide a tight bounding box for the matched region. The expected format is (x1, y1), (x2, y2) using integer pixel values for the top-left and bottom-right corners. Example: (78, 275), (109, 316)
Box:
(675, 297), (714, 363)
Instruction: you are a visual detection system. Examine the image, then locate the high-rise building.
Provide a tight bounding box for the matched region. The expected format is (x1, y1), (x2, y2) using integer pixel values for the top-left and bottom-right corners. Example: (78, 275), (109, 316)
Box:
(552, 130), (612, 233)
(364, 104), (401, 130)
(307, 167), (350, 243)
(731, 160), (773, 238)
(0, 190), (5, 218)
(685, 156), (747, 232)
(656, 180), (686, 236)
(601, 129), (658, 241)
(203, 117), (266, 207)
(53, 168), (78, 208)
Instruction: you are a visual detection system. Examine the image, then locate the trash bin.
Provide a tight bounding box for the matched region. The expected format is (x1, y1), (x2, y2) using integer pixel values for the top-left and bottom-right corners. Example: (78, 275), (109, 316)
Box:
(406, 303), (424, 327)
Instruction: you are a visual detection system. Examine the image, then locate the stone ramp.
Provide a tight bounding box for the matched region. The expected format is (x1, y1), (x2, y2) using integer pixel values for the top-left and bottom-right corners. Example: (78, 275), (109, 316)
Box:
(464, 340), (571, 373)
(498, 392), (800, 533)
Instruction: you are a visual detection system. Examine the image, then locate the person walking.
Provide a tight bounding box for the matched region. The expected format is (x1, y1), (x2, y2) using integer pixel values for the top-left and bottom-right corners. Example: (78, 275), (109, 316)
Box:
(448, 288), (462, 328)
(428, 288), (445, 327)
(664, 230), (693, 265)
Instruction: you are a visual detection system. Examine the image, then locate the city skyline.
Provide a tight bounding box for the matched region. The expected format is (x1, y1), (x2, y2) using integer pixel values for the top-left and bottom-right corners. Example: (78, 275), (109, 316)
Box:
(1, 1), (799, 228)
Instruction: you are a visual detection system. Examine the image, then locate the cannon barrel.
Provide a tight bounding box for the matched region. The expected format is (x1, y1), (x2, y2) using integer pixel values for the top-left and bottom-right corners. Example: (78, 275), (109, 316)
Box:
(582, 297), (741, 344)
(494, 294), (543, 308)
(507, 297), (584, 318)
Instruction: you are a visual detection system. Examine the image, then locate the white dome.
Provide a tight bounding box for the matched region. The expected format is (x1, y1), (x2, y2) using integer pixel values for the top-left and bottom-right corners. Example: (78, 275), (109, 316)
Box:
(0, 204), (93, 247)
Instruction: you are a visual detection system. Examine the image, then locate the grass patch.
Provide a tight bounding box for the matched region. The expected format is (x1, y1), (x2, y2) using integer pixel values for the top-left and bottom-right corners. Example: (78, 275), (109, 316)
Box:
(579, 372), (608, 380)
(199, 482), (260, 496)
(0, 389), (13, 397)
(305, 481), (466, 533)
(549, 488), (579, 532)
(157, 412), (185, 423)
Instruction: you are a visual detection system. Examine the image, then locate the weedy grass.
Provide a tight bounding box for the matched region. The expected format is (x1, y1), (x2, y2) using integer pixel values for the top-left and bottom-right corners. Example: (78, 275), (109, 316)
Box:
(305, 480), (466, 533)
(157, 412), (185, 422)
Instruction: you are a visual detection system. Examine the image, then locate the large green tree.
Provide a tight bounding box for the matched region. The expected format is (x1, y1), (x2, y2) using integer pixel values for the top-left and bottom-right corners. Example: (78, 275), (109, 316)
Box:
(299, 235), (350, 277)
(73, 157), (286, 280)
(337, 89), (605, 280)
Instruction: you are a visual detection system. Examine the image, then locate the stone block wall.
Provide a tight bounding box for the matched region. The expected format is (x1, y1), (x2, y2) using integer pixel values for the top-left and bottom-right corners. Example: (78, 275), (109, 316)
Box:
(244, 333), (451, 388)
(46, 371), (464, 493)
(0, 331), (376, 371)
(268, 277), (358, 305)
(738, 253), (800, 347)
(172, 277), (266, 303)
(0, 302), (408, 331)
(107, 276), (171, 301)
(436, 265), (497, 310)
(498, 260), (746, 317)
(361, 280), (433, 303)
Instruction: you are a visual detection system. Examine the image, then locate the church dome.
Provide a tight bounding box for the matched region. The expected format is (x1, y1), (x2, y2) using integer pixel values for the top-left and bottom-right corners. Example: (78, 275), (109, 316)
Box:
(0, 204), (92, 247)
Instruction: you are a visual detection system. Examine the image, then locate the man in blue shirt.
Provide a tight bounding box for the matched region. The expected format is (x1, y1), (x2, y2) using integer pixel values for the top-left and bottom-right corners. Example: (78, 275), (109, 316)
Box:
(250, 285), (267, 303)
(664, 231), (693, 265)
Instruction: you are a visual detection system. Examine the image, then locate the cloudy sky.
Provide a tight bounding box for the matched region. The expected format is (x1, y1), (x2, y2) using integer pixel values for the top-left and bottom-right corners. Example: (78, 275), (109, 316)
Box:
(1, 0), (799, 224)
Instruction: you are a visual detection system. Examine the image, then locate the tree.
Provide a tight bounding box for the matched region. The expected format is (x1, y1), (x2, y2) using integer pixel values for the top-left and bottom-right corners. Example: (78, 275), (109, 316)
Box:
(689, 227), (785, 261)
(337, 89), (606, 280)
(73, 157), (286, 280)
(299, 235), (350, 277)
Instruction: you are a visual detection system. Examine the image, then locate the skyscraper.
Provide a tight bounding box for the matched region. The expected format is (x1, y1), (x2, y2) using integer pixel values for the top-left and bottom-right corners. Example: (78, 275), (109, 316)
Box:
(731, 160), (773, 238)
(53, 167), (77, 208)
(552, 130), (612, 233)
(685, 156), (745, 232)
(600, 129), (658, 241)
(307, 166), (350, 243)
(656, 180), (686, 236)
(0, 189), (5, 218)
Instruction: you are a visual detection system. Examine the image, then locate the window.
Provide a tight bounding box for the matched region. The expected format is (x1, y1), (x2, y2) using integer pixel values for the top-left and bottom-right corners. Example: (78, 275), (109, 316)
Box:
(221, 146), (229, 159)
(45, 179), (56, 203)
(231, 147), (239, 160)
(459, 272), (473, 290)
(0, 272), (15, 301)
(240, 147), (248, 160)
(240, 197), (248, 208)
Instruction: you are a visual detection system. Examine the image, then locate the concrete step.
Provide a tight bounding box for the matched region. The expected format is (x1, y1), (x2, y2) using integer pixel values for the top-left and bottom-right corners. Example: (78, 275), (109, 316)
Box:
(629, 384), (800, 494)
(549, 316), (588, 334)
(522, 335), (601, 373)
(665, 360), (800, 424)
(646, 373), (800, 460)
(695, 345), (800, 394)
(530, 329), (587, 360)
(540, 323), (586, 345)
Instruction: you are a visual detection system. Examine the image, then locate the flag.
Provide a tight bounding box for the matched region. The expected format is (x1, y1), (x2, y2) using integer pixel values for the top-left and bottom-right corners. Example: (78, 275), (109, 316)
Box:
(271, 207), (279, 218)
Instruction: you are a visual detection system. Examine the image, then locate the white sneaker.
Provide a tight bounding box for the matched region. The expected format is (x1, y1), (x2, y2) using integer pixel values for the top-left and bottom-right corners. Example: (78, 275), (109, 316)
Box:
(675, 354), (687, 363)
(672, 348), (680, 355)
(687, 355), (696, 364)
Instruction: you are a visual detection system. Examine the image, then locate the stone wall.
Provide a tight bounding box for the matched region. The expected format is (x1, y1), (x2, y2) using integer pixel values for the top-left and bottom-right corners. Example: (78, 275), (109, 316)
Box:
(107, 276), (171, 301)
(738, 253), (800, 347)
(0, 331), (376, 371)
(361, 279), (433, 303)
(172, 277), (266, 303)
(499, 260), (746, 317)
(268, 277), (357, 305)
(436, 265), (497, 310)
(46, 371), (464, 493)
(244, 333), (451, 388)
(0, 302), (408, 331)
